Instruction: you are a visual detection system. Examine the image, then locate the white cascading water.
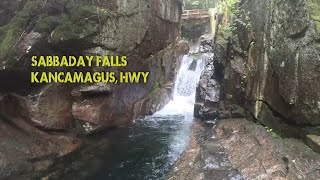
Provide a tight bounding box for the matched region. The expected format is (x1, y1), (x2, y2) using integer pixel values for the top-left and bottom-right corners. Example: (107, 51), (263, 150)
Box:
(154, 54), (205, 164)
(155, 55), (205, 116)
(88, 54), (207, 180)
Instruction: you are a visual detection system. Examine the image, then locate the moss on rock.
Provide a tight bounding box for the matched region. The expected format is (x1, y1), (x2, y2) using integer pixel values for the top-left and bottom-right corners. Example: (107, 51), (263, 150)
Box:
(306, 0), (320, 33)
(0, 0), (43, 63)
(44, 1), (110, 44)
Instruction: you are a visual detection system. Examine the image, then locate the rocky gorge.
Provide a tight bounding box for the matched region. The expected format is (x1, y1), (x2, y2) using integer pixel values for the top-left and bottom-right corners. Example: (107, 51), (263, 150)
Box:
(169, 0), (320, 179)
(2, 0), (320, 179)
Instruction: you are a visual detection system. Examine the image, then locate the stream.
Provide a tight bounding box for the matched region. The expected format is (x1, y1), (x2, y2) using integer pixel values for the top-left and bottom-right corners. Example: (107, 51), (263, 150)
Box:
(47, 55), (205, 180)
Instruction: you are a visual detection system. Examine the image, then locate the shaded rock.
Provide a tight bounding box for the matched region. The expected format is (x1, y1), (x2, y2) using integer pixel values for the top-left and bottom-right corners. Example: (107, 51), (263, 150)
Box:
(0, 0), (184, 131)
(199, 34), (213, 53)
(28, 84), (74, 130)
(0, 0), (27, 27)
(239, 0), (320, 126)
(181, 18), (211, 42)
(168, 120), (243, 180)
(205, 0), (320, 137)
(188, 59), (198, 71)
(72, 83), (112, 97)
(194, 52), (220, 119)
(0, 0), (185, 177)
(305, 134), (320, 153)
(177, 40), (190, 54)
(216, 119), (320, 179)
(0, 113), (81, 178)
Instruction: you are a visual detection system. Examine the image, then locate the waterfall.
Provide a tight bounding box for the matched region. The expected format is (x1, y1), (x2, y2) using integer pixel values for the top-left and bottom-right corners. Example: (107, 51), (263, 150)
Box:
(155, 55), (205, 116)
(78, 54), (206, 180)
(153, 54), (205, 166)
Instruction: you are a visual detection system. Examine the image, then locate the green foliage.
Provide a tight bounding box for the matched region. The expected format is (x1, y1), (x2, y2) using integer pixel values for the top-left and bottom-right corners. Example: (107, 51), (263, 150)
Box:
(218, 0), (240, 39)
(219, 22), (236, 39)
(184, 0), (216, 10)
(243, 11), (252, 30)
(218, 0), (239, 14)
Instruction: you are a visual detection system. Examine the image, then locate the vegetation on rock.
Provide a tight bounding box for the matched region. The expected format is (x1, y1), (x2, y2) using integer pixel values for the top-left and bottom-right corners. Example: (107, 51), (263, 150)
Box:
(184, 0), (216, 10)
(0, 0), (43, 64)
(306, 0), (320, 34)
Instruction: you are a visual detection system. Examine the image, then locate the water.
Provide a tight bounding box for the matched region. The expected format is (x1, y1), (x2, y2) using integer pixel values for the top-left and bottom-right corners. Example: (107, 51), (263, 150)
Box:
(48, 55), (204, 180)
(97, 55), (204, 180)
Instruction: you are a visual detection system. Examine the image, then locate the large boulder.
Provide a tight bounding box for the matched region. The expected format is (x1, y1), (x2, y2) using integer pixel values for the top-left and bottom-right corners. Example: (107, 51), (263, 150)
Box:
(204, 0), (320, 136)
(0, 0), (185, 177)
(0, 0), (185, 131)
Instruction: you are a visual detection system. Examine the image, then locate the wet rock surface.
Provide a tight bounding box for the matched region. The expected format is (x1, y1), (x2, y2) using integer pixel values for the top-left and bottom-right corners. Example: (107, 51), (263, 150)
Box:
(222, 0), (320, 127)
(194, 0), (320, 153)
(0, 0), (185, 178)
(169, 118), (320, 180)
(186, 0), (320, 179)
(181, 19), (211, 43)
(217, 119), (320, 180)
(0, 0), (185, 131)
(168, 119), (243, 180)
(305, 135), (320, 153)
(194, 36), (220, 119)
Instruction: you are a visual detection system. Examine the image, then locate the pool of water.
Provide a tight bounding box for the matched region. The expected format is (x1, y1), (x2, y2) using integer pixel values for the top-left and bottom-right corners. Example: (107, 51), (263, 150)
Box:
(45, 55), (206, 180)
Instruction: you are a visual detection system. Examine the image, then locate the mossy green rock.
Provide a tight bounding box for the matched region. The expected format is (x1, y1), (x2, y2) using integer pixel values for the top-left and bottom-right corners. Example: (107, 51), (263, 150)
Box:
(0, 0), (43, 66)
(306, 0), (320, 33)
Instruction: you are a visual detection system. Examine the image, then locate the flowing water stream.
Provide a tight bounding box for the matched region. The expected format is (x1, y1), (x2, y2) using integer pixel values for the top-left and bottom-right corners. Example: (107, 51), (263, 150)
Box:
(49, 55), (205, 180)
(96, 55), (205, 180)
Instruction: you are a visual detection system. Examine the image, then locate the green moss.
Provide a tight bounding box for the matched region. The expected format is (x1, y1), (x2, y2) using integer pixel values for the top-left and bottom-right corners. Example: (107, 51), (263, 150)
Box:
(0, 0), (111, 62)
(150, 82), (161, 96)
(50, 13), (99, 43)
(0, 0), (42, 62)
(306, 0), (320, 33)
(48, 2), (110, 44)
(215, 34), (228, 47)
(34, 15), (58, 33)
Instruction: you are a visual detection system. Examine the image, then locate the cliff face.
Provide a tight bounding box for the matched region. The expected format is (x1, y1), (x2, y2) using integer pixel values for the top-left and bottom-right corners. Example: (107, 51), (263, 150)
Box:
(0, 0), (186, 131)
(187, 1), (320, 178)
(0, 0), (185, 178)
(236, 0), (320, 128)
(181, 19), (211, 42)
(196, 0), (320, 137)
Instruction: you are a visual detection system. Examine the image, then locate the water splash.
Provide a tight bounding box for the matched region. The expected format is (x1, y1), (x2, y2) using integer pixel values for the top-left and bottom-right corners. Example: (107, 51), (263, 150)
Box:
(79, 55), (206, 180)
(156, 55), (205, 116)
(153, 55), (205, 166)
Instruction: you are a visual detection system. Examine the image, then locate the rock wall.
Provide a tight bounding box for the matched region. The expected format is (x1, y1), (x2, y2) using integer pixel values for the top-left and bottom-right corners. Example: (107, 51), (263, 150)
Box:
(0, 0), (185, 178)
(235, 0), (320, 128)
(181, 18), (211, 42)
(196, 0), (320, 137)
(194, 36), (221, 119)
